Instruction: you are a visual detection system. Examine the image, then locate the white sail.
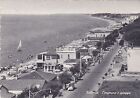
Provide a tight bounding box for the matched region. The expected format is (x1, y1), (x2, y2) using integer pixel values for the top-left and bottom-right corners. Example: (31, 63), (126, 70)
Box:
(17, 40), (22, 51)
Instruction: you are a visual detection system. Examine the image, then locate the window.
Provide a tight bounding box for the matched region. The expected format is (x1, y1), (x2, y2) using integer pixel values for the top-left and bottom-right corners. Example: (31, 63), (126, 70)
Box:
(37, 63), (43, 68)
(37, 54), (42, 60)
(61, 54), (63, 58)
(45, 66), (48, 69)
(68, 54), (70, 59)
(46, 56), (50, 60)
(52, 66), (54, 70)
(48, 66), (51, 70)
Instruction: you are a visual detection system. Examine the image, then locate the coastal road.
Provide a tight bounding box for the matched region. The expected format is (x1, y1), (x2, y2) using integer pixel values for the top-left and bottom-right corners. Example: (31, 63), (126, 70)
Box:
(62, 43), (119, 98)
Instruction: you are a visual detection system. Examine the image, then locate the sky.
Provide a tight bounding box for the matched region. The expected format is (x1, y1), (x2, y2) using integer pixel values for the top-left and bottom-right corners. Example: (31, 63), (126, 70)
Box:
(0, 0), (140, 14)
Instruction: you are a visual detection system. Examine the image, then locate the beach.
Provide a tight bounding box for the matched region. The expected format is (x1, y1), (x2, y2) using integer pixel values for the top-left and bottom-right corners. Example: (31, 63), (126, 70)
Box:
(0, 14), (114, 67)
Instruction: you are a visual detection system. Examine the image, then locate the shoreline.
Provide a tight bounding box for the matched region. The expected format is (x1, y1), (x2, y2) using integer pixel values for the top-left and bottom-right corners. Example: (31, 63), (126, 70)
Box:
(91, 16), (117, 26)
(0, 15), (116, 67)
(17, 16), (117, 67)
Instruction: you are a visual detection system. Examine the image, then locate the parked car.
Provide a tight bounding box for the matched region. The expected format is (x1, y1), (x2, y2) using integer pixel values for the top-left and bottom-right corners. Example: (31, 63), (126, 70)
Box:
(105, 47), (111, 51)
(27, 64), (34, 69)
(67, 86), (74, 91)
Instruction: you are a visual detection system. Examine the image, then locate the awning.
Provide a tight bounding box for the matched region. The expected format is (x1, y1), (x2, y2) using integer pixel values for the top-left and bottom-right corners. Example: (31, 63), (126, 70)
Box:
(82, 55), (92, 59)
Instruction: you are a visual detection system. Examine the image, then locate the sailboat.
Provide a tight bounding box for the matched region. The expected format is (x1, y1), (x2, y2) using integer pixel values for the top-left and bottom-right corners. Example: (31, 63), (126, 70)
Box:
(17, 40), (22, 52)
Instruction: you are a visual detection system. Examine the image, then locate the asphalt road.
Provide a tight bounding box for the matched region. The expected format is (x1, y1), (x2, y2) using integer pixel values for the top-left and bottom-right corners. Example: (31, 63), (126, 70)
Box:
(65, 44), (119, 98)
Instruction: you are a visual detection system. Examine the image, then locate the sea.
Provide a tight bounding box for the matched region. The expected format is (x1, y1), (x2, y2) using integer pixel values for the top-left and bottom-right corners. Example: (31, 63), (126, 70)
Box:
(0, 14), (109, 67)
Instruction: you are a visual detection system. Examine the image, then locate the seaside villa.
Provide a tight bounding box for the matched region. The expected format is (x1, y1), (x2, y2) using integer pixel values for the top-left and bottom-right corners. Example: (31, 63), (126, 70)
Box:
(36, 51), (62, 72)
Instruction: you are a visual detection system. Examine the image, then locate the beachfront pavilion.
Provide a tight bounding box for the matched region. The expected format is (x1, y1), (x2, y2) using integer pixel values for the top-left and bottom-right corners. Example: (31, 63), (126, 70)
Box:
(88, 27), (112, 38)
(127, 47), (140, 73)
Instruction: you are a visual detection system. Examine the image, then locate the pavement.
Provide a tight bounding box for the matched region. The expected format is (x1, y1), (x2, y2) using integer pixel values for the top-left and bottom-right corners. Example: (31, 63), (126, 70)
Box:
(57, 43), (120, 98)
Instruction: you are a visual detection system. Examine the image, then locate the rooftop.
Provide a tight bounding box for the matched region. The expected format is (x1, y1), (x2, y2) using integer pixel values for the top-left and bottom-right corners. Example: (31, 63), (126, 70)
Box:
(0, 85), (8, 90)
(0, 79), (46, 91)
(18, 71), (57, 81)
(0, 85), (15, 97)
(39, 51), (58, 56)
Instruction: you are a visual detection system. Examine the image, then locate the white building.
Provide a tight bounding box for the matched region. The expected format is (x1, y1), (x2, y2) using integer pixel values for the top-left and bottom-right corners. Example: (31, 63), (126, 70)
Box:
(121, 15), (139, 24)
(86, 27), (111, 42)
(56, 39), (84, 64)
(127, 47), (140, 72)
(36, 51), (61, 72)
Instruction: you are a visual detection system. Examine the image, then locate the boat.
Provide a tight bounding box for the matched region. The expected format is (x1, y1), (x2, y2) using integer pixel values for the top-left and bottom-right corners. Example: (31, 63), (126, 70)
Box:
(17, 40), (22, 52)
